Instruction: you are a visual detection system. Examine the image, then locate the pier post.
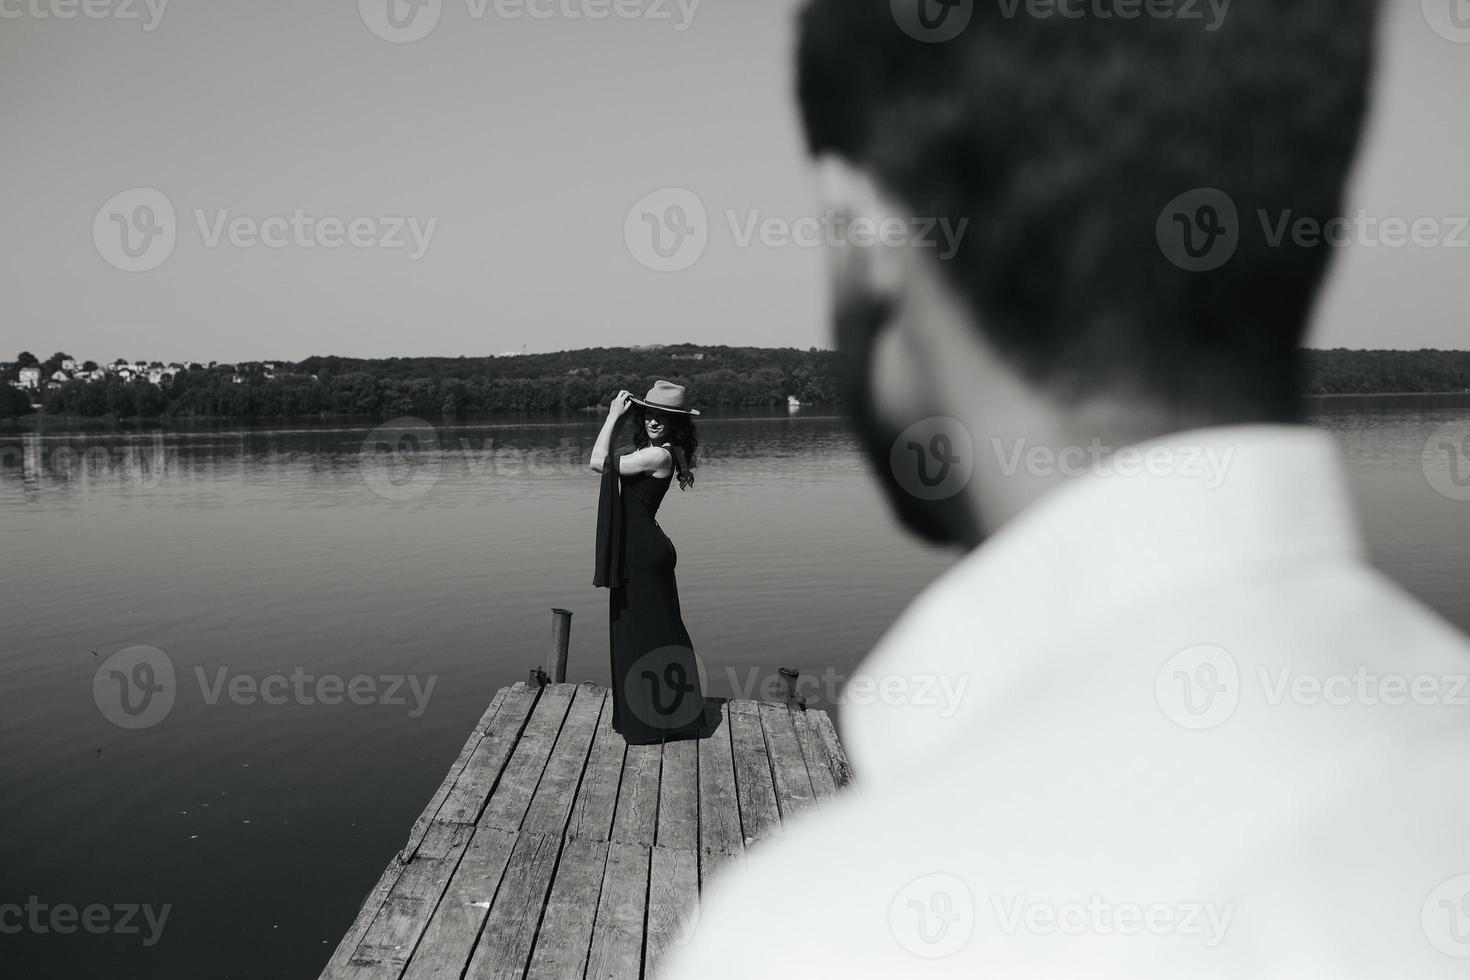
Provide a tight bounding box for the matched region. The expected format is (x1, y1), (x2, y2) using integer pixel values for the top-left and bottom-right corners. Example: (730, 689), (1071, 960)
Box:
(546, 608), (573, 684)
(779, 666), (804, 709)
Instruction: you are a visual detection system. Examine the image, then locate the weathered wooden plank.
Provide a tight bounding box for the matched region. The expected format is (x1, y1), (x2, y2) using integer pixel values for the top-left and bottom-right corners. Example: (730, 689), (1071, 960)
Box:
(522, 684), (605, 836)
(334, 822), (476, 980)
(479, 684), (577, 831)
(758, 702), (816, 821)
(585, 841), (651, 980)
(788, 706), (839, 803)
(611, 741), (661, 846)
(320, 856), (409, 977)
(656, 738), (699, 852)
(644, 846), (699, 978)
(524, 837), (610, 980)
(728, 700), (780, 846)
(811, 709), (852, 787)
(400, 826), (518, 980)
(696, 700), (741, 862)
(566, 691), (625, 841)
(437, 685), (542, 826)
(402, 686), (512, 860)
(462, 832), (562, 980)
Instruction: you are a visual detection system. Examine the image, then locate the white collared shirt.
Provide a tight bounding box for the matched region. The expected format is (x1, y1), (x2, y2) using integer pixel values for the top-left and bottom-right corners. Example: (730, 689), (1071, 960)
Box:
(664, 425), (1470, 978)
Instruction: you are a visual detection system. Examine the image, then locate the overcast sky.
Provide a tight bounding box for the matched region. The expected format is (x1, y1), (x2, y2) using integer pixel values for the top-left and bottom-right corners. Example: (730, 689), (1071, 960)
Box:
(1, 0), (1466, 364)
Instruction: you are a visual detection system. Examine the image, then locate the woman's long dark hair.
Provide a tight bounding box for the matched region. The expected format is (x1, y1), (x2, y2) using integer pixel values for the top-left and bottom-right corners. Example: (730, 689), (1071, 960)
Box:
(631, 407), (699, 490)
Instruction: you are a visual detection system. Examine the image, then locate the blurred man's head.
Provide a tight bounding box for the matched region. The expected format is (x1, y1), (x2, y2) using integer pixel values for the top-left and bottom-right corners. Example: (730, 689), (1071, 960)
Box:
(797, 0), (1379, 547)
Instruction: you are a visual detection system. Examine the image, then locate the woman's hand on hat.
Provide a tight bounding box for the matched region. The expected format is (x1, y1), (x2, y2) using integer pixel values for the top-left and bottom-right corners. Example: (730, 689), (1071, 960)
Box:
(609, 390), (635, 420)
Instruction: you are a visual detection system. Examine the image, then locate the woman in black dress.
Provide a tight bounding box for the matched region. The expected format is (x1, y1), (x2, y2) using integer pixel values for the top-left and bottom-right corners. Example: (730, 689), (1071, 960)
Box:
(589, 381), (705, 745)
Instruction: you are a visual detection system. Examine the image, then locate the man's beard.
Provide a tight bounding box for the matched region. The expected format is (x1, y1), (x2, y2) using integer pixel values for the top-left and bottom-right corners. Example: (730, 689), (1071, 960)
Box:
(833, 293), (977, 549)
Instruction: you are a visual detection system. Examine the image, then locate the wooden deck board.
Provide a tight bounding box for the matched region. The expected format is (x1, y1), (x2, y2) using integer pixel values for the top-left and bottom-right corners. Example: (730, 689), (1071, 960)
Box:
(479, 685), (576, 831)
(400, 826), (518, 980)
(758, 702), (817, 822)
(728, 700), (781, 847)
(695, 701), (741, 863)
(436, 685), (542, 826)
(525, 837), (610, 980)
(566, 692), (625, 841)
(585, 841), (651, 980)
(521, 684), (605, 837)
(644, 846), (699, 978)
(655, 738), (698, 851)
(319, 684), (849, 980)
(462, 831), (561, 980)
(610, 741), (661, 846)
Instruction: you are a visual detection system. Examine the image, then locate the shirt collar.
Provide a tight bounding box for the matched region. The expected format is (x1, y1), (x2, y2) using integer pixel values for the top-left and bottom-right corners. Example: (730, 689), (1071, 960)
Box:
(839, 424), (1366, 780)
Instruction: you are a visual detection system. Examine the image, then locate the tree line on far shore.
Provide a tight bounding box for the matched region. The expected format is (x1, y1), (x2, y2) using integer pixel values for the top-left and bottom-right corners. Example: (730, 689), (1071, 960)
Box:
(4, 345), (1470, 420)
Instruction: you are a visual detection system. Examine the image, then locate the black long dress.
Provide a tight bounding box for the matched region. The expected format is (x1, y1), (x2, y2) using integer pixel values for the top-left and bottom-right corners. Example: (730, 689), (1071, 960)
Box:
(602, 454), (704, 744)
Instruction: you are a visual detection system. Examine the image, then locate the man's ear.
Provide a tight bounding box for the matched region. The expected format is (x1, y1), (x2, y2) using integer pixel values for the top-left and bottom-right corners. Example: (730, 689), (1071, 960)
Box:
(810, 155), (910, 303)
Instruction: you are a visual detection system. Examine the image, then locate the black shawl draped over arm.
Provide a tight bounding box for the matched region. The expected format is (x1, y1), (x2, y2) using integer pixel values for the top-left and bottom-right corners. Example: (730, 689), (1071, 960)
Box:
(593, 453), (624, 588)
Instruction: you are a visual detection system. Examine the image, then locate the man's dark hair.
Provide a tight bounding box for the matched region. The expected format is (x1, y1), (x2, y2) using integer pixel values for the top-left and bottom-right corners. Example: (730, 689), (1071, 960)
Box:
(798, 0), (1379, 420)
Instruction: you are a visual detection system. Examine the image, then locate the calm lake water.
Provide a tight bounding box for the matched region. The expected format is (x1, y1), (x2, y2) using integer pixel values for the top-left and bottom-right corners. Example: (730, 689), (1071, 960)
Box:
(3, 401), (1470, 979)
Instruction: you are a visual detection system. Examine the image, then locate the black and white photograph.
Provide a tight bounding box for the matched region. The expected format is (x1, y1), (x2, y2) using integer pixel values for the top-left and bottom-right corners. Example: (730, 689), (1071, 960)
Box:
(4, 1), (1470, 977)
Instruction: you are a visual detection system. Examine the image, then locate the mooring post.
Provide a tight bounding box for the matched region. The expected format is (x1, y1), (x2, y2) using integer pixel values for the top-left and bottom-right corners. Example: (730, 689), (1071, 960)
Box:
(546, 608), (573, 684)
(779, 666), (804, 709)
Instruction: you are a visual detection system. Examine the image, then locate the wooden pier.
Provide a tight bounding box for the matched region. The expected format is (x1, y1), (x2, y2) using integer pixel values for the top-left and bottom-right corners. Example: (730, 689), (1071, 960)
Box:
(318, 675), (850, 980)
